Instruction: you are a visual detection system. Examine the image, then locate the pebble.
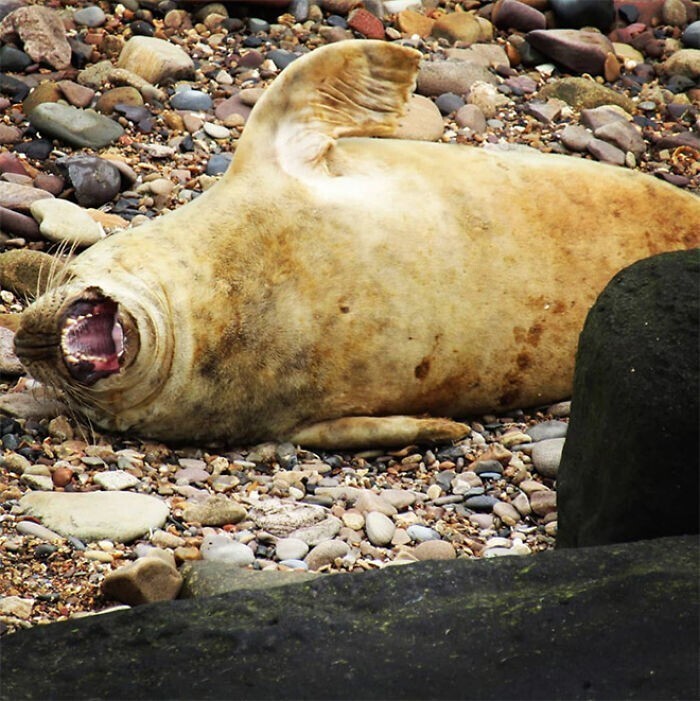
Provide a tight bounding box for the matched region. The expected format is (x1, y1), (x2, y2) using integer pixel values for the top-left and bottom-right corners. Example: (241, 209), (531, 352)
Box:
(200, 534), (255, 566)
(493, 502), (521, 526)
(290, 516), (342, 546)
(406, 525), (440, 542)
(455, 104), (486, 133)
(355, 490), (397, 516)
(206, 154), (232, 175)
(587, 138), (626, 166)
(0, 182), (53, 211)
(182, 496), (247, 527)
(526, 420), (568, 442)
(0, 5), (72, 70)
(203, 122), (230, 140)
(305, 539), (349, 570)
(365, 511), (396, 546)
(417, 60), (496, 97)
(117, 36), (194, 85)
(93, 470), (140, 491)
(393, 94), (444, 142)
(30, 199), (105, 247)
(435, 92), (465, 115)
(28, 103), (124, 149)
(171, 89), (213, 111)
(73, 6), (106, 28)
(102, 557), (182, 605)
(15, 520), (63, 542)
(19, 491), (169, 543)
(275, 537), (309, 561)
(529, 490), (557, 517)
(0, 206), (40, 240)
(62, 156), (123, 208)
(413, 540), (456, 561)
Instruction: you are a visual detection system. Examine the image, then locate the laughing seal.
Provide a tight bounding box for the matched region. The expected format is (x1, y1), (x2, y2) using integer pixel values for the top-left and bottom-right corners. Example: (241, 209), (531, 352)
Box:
(14, 40), (700, 449)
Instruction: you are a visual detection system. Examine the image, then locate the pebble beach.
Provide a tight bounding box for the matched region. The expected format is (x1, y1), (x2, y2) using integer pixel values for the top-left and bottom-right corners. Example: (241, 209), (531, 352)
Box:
(1, 0), (698, 635)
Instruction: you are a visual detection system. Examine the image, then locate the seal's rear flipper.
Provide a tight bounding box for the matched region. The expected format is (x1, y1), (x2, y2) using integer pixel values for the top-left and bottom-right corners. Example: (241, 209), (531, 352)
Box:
(289, 415), (470, 450)
(230, 40), (421, 180)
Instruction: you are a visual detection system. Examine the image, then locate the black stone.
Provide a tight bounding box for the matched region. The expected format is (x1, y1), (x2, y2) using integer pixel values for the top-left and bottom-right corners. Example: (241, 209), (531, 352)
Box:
(0, 45), (32, 73)
(1, 536), (697, 700)
(1, 433), (19, 450)
(550, 0), (615, 31)
(13, 139), (53, 160)
(243, 36), (264, 48)
(34, 543), (57, 558)
(68, 38), (93, 69)
(464, 494), (496, 511)
(113, 104), (151, 123)
(130, 20), (155, 37)
(0, 73), (29, 102)
(557, 251), (700, 548)
(60, 156), (123, 208)
(618, 4), (639, 24)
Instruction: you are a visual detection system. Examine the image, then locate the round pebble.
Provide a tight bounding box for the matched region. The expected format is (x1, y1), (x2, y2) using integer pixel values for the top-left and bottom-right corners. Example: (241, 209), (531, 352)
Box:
(365, 512), (396, 547)
(406, 525), (440, 542)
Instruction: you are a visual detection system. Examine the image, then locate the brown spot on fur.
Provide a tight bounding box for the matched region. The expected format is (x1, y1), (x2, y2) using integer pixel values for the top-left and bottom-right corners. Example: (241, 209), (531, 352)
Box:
(516, 352), (531, 371)
(526, 323), (543, 347)
(339, 304), (350, 314)
(552, 301), (566, 314)
(414, 356), (431, 380)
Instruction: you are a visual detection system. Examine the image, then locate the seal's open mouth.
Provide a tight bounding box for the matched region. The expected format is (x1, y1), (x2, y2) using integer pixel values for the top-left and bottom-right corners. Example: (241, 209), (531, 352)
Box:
(61, 297), (125, 385)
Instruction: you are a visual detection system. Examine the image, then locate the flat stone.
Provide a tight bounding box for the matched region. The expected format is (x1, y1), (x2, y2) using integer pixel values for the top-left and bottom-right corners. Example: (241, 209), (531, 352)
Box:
(171, 89), (212, 111)
(289, 516), (342, 546)
(526, 29), (615, 76)
(30, 199), (105, 247)
(249, 500), (329, 537)
(182, 496), (246, 527)
(93, 470), (140, 491)
(117, 36), (194, 85)
(0, 388), (66, 420)
(0, 181), (53, 211)
(406, 524), (441, 542)
(586, 137), (625, 165)
(445, 44), (510, 69)
(594, 120), (645, 158)
(493, 501), (521, 526)
(539, 78), (635, 112)
(0, 205), (41, 240)
(19, 491), (169, 542)
(417, 59), (496, 97)
(530, 490), (557, 516)
(580, 105), (630, 132)
(28, 103), (124, 149)
(526, 420), (568, 442)
(5, 537), (697, 700)
(0, 5), (72, 70)
(660, 49), (700, 80)
(179, 561), (317, 598)
(102, 557), (182, 606)
(355, 490), (397, 516)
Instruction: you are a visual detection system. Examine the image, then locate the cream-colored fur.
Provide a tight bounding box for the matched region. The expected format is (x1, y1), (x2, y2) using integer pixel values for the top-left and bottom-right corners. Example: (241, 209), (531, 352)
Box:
(15, 41), (700, 448)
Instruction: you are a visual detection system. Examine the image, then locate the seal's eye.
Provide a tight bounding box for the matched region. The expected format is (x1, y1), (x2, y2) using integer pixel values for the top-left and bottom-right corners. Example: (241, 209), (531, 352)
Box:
(61, 298), (125, 385)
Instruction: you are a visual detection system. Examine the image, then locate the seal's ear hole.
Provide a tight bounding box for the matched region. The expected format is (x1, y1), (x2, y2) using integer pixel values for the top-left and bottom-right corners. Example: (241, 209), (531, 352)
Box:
(60, 296), (125, 385)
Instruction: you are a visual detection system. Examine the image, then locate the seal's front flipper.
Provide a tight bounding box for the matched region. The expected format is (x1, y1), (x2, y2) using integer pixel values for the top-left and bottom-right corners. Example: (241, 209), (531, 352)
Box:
(230, 40), (421, 180)
(289, 415), (470, 451)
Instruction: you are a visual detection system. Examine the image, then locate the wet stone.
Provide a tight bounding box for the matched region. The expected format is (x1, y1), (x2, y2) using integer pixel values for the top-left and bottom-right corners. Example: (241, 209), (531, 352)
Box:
(171, 89), (212, 111)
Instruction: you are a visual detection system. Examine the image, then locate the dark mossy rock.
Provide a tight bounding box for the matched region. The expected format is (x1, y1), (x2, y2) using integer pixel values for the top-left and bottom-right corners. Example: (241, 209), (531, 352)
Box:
(1, 536), (698, 701)
(558, 250), (699, 548)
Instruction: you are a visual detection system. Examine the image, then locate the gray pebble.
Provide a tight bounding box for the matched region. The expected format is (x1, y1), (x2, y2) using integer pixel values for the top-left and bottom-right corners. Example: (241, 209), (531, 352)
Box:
(526, 420), (568, 442)
(248, 18), (270, 33)
(435, 92), (465, 115)
(275, 537), (309, 561)
(206, 154), (232, 175)
(278, 559), (308, 570)
(464, 495), (498, 511)
(73, 6), (106, 27)
(531, 437), (566, 478)
(406, 524), (440, 542)
(365, 511), (396, 547)
(16, 520), (63, 542)
(682, 21), (700, 49)
(171, 90), (212, 111)
(586, 138), (625, 166)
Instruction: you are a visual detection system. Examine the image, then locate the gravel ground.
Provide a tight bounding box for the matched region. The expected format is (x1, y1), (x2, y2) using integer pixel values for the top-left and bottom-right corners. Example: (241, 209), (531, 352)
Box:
(0, 0), (698, 635)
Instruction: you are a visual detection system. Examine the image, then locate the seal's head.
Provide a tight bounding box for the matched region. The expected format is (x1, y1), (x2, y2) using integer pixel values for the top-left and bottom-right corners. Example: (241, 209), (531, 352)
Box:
(14, 271), (173, 431)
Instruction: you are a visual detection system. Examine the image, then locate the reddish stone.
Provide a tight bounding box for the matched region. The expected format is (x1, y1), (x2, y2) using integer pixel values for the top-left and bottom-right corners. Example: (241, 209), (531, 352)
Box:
(348, 8), (385, 40)
(0, 152), (30, 177)
(493, 0), (546, 33)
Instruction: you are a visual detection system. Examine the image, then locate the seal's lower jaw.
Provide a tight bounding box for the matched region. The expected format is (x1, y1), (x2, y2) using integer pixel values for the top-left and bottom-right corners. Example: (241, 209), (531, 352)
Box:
(60, 295), (125, 386)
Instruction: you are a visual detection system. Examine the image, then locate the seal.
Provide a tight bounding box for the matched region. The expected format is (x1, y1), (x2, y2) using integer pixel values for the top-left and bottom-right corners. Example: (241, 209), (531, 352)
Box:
(13, 40), (700, 449)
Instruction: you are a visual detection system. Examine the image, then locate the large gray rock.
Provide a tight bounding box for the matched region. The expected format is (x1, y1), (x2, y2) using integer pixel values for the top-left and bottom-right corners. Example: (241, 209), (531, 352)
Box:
(1, 536), (698, 700)
(558, 250), (699, 548)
